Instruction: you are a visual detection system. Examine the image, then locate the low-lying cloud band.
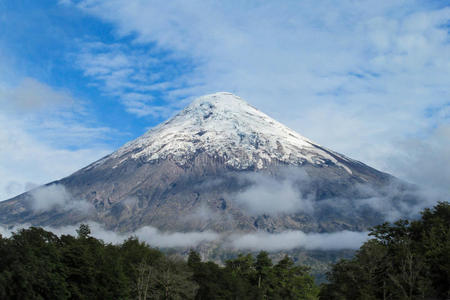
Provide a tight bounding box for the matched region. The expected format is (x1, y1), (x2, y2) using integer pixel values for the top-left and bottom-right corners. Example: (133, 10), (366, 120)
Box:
(0, 222), (369, 251)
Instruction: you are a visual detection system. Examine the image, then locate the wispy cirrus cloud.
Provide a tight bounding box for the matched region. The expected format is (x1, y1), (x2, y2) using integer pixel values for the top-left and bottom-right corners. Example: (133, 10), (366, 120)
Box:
(75, 41), (194, 118)
(69, 1), (450, 192)
(0, 76), (114, 148)
(0, 77), (113, 201)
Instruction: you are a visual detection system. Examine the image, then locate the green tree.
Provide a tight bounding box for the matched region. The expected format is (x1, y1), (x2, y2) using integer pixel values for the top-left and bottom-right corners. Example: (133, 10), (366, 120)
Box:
(150, 256), (198, 299)
(187, 249), (202, 269)
(254, 251), (273, 298)
(270, 255), (318, 299)
(0, 227), (69, 299)
(120, 237), (164, 298)
(76, 223), (91, 239)
(0, 223), (321, 299)
(225, 254), (258, 298)
(320, 201), (450, 300)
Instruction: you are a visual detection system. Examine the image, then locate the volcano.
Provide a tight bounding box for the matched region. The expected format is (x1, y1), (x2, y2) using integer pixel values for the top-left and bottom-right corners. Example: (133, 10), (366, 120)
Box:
(0, 92), (408, 233)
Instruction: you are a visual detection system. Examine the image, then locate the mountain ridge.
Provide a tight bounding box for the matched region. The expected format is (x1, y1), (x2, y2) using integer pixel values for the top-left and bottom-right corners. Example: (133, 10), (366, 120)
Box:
(0, 92), (402, 234)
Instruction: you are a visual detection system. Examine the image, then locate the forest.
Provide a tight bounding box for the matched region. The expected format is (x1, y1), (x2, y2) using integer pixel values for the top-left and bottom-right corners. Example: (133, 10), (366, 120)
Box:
(0, 202), (448, 299)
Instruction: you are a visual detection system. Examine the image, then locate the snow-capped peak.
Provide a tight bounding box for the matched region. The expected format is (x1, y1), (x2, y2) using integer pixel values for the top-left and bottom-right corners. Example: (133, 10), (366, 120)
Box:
(112, 92), (351, 171)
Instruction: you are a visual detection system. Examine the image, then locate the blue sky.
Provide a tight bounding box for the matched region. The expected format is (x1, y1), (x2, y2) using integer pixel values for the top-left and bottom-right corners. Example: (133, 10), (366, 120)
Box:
(0, 0), (449, 200)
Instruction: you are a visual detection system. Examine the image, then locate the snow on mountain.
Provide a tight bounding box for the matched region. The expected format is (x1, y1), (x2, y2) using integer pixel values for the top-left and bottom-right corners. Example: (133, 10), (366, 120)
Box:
(111, 92), (352, 172)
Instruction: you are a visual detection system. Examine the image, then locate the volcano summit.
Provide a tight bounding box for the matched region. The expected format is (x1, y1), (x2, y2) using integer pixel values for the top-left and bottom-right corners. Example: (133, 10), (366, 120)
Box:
(0, 92), (408, 233)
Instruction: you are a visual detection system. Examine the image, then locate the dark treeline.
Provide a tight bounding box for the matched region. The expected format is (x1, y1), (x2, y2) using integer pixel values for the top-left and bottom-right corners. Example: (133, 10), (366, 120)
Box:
(320, 201), (450, 300)
(0, 201), (448, 299)
(0, 224), (319, 299)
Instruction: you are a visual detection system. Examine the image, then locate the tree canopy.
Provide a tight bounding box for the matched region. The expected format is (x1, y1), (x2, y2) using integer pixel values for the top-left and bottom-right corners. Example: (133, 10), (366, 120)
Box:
(0, 226), (318, 299)
(320, 201), (450, 300)
(0, 201), (447, 299)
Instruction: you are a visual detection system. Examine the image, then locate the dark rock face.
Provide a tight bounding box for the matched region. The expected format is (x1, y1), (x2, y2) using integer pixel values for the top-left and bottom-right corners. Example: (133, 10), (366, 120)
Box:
(0, 93), (411, 233)
(0, 151), (397, 233)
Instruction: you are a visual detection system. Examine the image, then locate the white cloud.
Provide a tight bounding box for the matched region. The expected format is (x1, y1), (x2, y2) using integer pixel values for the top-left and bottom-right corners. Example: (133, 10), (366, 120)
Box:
(1, 77), (74, 111)
(0, 113), (110, 200)
(30, 184), (71, 211)
(183, 204), (219, 222)
(230, 166), (442, 222)
(134, 226), (219, 248)
(74, 41), (188, 118)
(0, 224), (30, 238)
(383, 125), (450, 194)
(0, 221), (368, 251)
(0, 222), (218, 248)
(0, 78), (112, 201)
(0, 121), (110, 200)
(0, 77), (113, 148)
(234, 171), (314, 215)
(30, 184), (93, 213)
(228, 230), (369, 251)
(71, 0), (450, 193)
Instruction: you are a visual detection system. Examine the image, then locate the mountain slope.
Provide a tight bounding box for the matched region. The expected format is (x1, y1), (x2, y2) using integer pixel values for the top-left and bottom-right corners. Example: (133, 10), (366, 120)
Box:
(0, 92), (402, 233)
